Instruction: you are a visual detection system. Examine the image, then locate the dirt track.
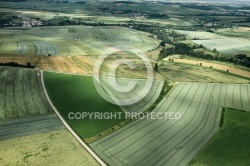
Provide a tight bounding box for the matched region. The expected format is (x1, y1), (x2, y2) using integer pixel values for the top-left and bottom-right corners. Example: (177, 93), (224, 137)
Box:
(0, 114), (64, 140)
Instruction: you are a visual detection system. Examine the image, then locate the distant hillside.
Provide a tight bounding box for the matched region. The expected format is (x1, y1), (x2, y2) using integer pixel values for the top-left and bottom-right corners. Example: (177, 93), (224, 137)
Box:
(83, 0), (250, 5)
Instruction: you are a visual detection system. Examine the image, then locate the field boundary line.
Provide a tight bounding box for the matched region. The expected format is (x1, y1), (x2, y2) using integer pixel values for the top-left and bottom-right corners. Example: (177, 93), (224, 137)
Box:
(164, 58), (250, 79)
(40, 70), (106, 166)
(43, 69), (164, 81)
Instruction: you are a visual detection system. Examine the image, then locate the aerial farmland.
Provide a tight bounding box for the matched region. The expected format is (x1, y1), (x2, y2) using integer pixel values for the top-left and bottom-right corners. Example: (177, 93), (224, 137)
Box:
(0, 0), (250, 166)
(91, 83), (250, 166)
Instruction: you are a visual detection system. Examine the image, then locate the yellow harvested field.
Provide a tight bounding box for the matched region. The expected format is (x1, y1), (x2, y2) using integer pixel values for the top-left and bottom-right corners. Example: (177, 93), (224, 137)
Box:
(164, 58), (250, 78)
(0, 55), (94, 74)
(160, 62), (249, 83)
(0, 129), (99, 166)
(42, 56), (94, 74)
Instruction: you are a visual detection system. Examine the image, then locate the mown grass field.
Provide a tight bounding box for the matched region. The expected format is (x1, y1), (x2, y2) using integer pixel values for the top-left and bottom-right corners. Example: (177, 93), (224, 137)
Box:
(177, 30), (250, 54)
(91, 83), (250, 166)
(0, 26), (159, 56)
(159, 61), (250, 83)
(0, 67), (52, 121)
(0, 129), (99, 166)
(43, 71), (125, 139)
(216, 27), (250, 39)
(189, 108), (250, 166)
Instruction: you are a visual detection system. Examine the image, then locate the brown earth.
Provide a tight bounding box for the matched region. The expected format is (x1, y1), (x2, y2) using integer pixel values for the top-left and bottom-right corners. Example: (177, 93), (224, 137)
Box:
(0, 55), (94, 74)
(40, 56), (94, 74)
(0, 54), (40, 66)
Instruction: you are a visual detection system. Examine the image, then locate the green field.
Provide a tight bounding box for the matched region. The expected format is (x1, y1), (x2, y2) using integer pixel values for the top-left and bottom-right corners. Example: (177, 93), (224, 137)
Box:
(189, 108), (250, 166)
(0, 67), (52, 121)
(43, 72), (125, 139)
(0, 26), (159, 56)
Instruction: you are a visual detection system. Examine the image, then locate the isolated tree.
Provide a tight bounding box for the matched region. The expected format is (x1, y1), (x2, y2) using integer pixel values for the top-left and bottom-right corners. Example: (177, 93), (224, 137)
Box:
(160, 41), (166, 47)
(27, 62), (31, 67)
(155, 63), (158, 72)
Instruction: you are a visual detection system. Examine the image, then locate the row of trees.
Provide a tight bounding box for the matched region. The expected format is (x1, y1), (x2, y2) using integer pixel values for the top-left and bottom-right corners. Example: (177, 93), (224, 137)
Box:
(31, 17), (250, 68)
(159, 43), (215, 60)
(0, 62), (34, 68)
(227, 54), (250, 67)
(140, 25), (250, 68)
(159, 42), (250, 67)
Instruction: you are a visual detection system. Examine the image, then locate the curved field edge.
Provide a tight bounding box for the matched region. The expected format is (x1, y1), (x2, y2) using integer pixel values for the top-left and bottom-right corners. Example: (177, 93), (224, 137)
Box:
(90, 83), (250, 166)
(0, 26), (160, 56)
(188, 108), (250, 166)
(42, 71), (125, 139)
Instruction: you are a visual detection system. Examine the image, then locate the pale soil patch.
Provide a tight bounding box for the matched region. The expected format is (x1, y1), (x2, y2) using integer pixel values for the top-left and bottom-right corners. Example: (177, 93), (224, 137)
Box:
(176, 30), (226, 39)
(0, 54), (163, 80)
(192, 38), (250, 53)
(217, 27), (250, 32)
(0, 129), (99, 166)
(239, 27), (250, 31)
(0, 55), (94, 74)
(164, 58), (250, 79)
(94, 55), (165, 81)
(44, 56), (94, 74)
(177, 30), (250, 53)
(159, 62), (249, 83)
(0, 54), (39, 65)
(167, 55), (250, 71)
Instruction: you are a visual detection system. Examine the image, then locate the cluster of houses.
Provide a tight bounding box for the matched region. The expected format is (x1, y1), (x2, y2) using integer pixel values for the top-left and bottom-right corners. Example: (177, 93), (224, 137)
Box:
(46, 0), (69, 4)
(22, 19), (43, 27)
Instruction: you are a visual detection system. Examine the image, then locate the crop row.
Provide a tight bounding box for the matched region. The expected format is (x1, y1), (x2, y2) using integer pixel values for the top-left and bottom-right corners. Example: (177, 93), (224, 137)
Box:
(91, 83), (250, 166)
(99, 77), (164, 113)
(0, 67), (53, 121)
(0, 114), (63, 140)
(76, 26), (159, 52)
(0, 26), (159, 56)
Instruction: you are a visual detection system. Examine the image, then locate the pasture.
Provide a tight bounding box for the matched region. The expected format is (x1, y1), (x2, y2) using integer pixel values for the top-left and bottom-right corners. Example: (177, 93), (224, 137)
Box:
(189, 108), (250, 166)
(99, 78), (164, 113)
(91, 83), (250, 166)
(216, 27), (250, 39)
(0, 67), (52, 121)
(177, 30), (250, 54)
(192, 38), (250, 54)
(43, 71), (125, 139)
(176, 30), (226, 39)
(43, 71), (165, 140)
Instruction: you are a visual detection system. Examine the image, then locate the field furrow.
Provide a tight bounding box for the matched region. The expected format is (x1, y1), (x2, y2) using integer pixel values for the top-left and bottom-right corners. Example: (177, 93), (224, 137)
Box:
(0, 67), (53, 121)
(91, 83), (250, 166)
(99, 78), (164, 113)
